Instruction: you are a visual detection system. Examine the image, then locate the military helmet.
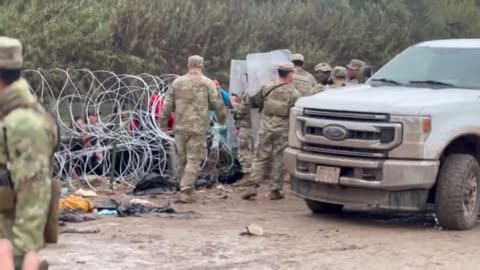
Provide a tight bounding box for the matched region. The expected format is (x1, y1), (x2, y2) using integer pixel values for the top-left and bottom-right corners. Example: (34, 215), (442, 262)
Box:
(314, 62), (333, 73)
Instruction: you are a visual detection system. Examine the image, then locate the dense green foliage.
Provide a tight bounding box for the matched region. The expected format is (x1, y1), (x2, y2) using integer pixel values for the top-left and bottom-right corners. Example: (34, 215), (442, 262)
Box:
(1, 0), (480, 79)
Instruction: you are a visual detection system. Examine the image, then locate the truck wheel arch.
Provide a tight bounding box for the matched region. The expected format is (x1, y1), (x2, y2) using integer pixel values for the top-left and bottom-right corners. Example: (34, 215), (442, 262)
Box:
(439, 134), (480, 161)
(428, 134), (480, 204)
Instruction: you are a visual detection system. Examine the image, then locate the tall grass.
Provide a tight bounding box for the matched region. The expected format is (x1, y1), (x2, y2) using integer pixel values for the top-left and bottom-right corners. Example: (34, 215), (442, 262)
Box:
(1, 0), (480, 84)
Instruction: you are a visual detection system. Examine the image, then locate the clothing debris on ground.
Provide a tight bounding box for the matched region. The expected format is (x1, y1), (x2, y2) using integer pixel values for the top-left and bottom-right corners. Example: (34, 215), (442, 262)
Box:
(218, 159), (244, 184)
(95, 199), (120, 211)
(129, 198), (155, 206)
(117, 203), (176, 217)
(132, 173), (177, 196)
(97, 209), (118, 216)
(60, 195), (95, 213)
(195, 175), (217, 189)
(95, 199), (175, 217)
(61, 187), (69, 197)
(60, 209), (97, 223)
(75, 188), (98, 197)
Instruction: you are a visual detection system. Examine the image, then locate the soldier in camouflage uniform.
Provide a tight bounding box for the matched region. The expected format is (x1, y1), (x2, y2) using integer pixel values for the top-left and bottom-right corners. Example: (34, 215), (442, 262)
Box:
(314, 62), (332, 86)
(0, 37), (57, 270)
(161, 55), (226, 204)
(329, 66), (348, 89)
(346, 59), (366, 84)
(241, 63), (301, 200)
(231, 88), (254, 177)
(291, 54), (317, 96)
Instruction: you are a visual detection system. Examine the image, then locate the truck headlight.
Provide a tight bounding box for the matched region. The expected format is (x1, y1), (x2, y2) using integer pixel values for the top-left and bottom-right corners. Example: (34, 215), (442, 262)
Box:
(389, 115), (431, 158)
(288, 107), (303, 149)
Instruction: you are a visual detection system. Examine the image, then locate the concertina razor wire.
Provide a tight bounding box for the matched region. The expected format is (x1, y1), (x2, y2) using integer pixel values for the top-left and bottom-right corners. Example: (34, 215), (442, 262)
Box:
(24, 69), (237, 189)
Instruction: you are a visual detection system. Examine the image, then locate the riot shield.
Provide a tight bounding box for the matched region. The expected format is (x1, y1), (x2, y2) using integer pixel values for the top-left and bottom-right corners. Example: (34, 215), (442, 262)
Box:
(229, 60), (247, 95)
(245, 49), (292, 147)
(246, 49), (292, 96)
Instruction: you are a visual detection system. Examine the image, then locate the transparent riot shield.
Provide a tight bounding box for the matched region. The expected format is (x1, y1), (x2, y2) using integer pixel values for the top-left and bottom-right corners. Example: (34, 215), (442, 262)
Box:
(229, 60), (247, 95)
(246, 49), (292, 96)
(245, 49), (292, 146)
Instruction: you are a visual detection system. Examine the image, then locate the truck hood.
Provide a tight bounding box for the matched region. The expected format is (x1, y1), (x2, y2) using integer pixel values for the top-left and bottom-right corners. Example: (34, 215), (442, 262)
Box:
(296, 84), (480, 115)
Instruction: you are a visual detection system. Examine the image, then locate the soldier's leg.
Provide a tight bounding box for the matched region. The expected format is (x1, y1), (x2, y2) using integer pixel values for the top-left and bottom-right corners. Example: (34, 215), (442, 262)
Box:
(175, 133), (187, 186)
(247, 129), (273, 186)
(238, 128), (253, 174)
(12, 173), (51, 258)
(180, 134), (207, 191)
(269, 132), (289, 192)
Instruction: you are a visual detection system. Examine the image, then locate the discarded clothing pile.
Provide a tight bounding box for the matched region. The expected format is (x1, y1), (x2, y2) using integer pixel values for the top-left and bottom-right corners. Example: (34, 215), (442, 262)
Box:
(95, 199), (176, 217)
(132, 173), (178, 195)
(117, 203), (176, 217)
(195, 175), (217, 189)
(218, 159), (244, 184)
(60, 195), (95, 213)
(60, 209), (97, 223)
(132, 173), (219, 195)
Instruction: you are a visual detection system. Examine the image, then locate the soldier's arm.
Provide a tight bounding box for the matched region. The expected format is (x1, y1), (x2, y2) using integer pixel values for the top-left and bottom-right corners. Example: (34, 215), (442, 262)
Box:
(231, 94), (251, 115)
(160, 85), (175, 128)
(207, 81), (227, 125)
(309, 84), (325, 95)
(5, 113), (53, 256)
(250, 85), (266, 109)
(290, 89), (302, 107)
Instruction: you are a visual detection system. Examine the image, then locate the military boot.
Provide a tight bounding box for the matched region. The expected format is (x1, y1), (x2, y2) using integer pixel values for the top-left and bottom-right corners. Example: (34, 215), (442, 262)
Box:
(241, 185), (257, 200)
(175, 188), (196, 204)
(233, 175), (250, 187)
(269, 190), (284, 200)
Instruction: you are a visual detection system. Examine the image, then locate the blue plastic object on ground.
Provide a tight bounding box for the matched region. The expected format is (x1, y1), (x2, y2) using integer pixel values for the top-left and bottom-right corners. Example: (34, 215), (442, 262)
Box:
(97, 209), (118, 216)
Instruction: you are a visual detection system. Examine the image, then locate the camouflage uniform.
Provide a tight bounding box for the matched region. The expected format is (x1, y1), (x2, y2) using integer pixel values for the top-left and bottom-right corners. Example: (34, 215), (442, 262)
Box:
(314, 62), (333, 86)
(329, 66), (348, 89)
(232, 92), (253, 174)
(293, 69), (317, 96)
(243, 63), (301, 198)
(291, 54), (317, 96)
(0, 37), (57, 269)
(346, 59), (366, 84)
(161, 55), (226, 198)
(310, 83), (325, 95)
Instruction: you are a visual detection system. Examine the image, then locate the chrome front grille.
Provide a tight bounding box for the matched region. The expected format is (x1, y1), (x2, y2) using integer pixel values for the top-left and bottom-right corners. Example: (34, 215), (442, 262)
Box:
(303, 144), (387, 158)
(304, 108), (389, 122)
(298, 109), (402, 158)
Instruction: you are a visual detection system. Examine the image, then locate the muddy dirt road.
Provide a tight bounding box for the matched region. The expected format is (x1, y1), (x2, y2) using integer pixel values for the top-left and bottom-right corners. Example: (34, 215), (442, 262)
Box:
(43, 187), (480, 270)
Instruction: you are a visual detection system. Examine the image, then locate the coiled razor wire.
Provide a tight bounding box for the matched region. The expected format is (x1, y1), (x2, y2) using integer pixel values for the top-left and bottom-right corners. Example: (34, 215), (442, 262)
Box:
(24, 69), (236, 189)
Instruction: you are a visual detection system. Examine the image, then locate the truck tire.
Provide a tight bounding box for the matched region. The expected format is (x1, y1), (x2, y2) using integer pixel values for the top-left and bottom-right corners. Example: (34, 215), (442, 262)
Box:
(305, 199), (344, 214)
(435, 154), (480, 230)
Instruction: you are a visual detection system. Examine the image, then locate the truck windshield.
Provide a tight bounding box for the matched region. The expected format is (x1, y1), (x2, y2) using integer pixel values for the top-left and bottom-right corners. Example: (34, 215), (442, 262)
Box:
(369, 46), (480, 89)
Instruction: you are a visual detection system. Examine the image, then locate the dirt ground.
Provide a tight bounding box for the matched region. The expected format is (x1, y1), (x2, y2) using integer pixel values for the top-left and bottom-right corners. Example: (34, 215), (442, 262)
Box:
(43, 185), (480, 270)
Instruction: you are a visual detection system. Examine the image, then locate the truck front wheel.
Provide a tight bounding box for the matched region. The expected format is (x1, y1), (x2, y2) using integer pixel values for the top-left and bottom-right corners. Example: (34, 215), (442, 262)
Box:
(435, 154), (480, 230)
(305, 199), (344, 214)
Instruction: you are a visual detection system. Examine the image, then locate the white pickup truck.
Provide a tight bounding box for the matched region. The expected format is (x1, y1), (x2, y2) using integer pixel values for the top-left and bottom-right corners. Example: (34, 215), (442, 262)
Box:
(284, 39), (480, 230)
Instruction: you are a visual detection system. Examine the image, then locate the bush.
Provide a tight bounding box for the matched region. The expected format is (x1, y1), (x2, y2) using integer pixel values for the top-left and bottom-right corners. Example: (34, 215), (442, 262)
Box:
(1, 0), (480, 81)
